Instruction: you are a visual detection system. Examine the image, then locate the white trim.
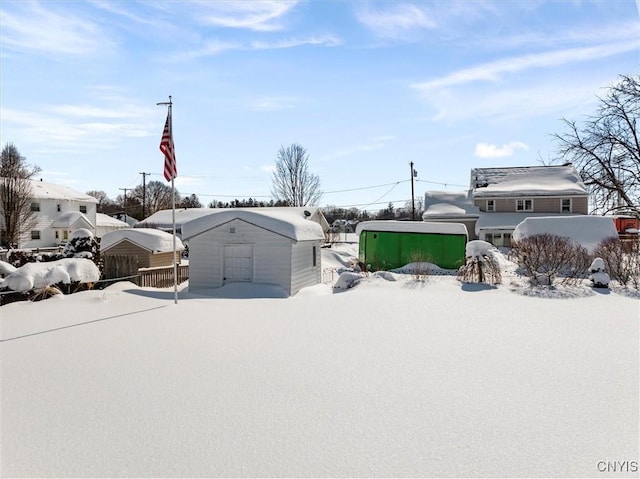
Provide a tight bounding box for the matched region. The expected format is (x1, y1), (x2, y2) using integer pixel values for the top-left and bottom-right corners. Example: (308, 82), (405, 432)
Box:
(516, 198), (534, 212)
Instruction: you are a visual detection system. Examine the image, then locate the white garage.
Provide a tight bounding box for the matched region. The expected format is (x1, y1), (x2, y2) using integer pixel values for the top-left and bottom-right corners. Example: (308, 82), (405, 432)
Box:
(182, 209), (324, 296)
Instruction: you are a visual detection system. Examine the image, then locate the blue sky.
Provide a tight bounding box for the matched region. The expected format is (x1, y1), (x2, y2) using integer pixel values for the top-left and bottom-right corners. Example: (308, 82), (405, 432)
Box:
(1, 0), (638, 212)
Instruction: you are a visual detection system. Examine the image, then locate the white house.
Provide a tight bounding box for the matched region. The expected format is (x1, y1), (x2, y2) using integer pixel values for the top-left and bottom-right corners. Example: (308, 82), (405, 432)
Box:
(95, 213), (129, 239)
(182, 209), (325, 296)
(6, 180), (99, 249)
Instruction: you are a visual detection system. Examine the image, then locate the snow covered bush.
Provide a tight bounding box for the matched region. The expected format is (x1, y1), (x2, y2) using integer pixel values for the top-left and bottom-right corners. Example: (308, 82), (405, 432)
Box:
(512, 233), (591, 286)
(593, 237), (640, 288)
(457, 240), (502, 285)
(64, 229), (98, 259)
(588, 257), (610, 288)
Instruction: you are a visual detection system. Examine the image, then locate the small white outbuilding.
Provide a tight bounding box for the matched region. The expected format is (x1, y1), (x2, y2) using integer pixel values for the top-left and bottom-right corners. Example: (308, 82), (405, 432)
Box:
(182, 209), (324, 296)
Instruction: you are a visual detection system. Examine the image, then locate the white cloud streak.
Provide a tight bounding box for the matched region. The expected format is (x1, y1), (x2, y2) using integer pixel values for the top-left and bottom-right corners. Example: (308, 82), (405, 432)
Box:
(188, 0), (298, 32)
(355, 3), (437, 40)
(412, 41), (637, 92)
(0, 1), (114, 56)
(475, 142), (529, 158)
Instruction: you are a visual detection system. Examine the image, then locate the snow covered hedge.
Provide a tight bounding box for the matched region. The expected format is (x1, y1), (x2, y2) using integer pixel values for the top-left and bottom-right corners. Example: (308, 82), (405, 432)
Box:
(0, 258), (101, 293)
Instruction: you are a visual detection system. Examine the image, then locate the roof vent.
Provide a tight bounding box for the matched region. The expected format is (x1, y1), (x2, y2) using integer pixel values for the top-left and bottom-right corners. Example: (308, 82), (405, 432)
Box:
(303, 210), (311, 217)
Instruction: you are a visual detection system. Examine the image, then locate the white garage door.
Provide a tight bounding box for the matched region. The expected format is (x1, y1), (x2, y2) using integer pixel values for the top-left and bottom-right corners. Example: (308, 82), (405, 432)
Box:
(223, 245), (253, 282)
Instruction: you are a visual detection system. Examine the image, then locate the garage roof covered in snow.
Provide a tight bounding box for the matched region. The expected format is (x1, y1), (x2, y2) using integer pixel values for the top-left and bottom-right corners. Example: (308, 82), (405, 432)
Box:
(182, 209), (324, 241)
(101, 228), (185, 253)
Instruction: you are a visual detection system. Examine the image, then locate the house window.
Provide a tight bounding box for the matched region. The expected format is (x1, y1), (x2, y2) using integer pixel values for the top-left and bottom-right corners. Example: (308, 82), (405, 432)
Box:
(30, 202), (40, 212)
(79, 205), (87, 214)
(312, 246), (317, 267)
(57, 204), (61, 212)
(561, 198), (572, 213)
(516, 199), (533, 212)
(486, 200), (495, 212)
(55, 231), (59, 239)
(31, 230), (40, 240)
(63, 231), (68, 241)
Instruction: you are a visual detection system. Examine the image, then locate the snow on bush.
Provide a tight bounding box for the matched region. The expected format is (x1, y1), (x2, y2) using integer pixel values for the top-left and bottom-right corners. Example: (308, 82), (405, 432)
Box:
(0, 261), (17, 276)
(588, 257), (610, 288)
(593, 237), (640, 288)
(63, 228), (99, 260)
(457, 240), (502, 285)
(333, 272), (363, 291)
(1, 258), (100, 292)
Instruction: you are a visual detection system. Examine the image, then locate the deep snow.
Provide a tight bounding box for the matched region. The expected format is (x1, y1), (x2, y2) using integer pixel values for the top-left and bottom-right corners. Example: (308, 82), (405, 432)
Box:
(0, 242), (638, 478)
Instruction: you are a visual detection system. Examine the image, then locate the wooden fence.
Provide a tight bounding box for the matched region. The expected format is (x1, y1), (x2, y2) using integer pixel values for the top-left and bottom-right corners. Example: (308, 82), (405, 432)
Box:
(137, 264), (189, 288)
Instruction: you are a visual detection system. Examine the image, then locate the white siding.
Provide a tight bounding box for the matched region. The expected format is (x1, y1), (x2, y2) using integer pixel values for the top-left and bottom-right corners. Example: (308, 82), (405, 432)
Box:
(290, 240), (322, 295)
(22, 198), (97, 249)
(188, 219), (293, 294)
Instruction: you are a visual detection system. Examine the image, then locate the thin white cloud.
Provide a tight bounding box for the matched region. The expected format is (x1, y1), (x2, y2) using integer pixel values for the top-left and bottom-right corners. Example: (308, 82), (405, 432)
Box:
(475, 142), (529, 158)
(422, 80), (604, 123)
(261, 165), (277, 173)
(189, 0), (298, 32)
(412, 41), (637, 92)
(321, 136), (397, 162)
(0, 2), (114, 56)
(1, 93), (156, 155)
(250, 35), (342, 50)
(172, 34), (341, 61)
(356, 3), (437, 40)
(247, 96), (301, 112)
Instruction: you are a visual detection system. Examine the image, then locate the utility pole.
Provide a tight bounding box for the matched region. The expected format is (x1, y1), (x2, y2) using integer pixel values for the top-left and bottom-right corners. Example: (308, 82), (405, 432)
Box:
(139, 172), (151, 219)
(119, 188), (131, 221)
(410, 161), (417, 220)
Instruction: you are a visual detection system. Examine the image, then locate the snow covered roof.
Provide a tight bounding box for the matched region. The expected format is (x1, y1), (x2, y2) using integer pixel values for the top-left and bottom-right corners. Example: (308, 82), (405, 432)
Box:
(101, 228), (185, 253)
(140, 207), (329, 232)
(423, 190), (480, 218)
(182, 209), (325, 241)
(356, 220), (468, 236)
(471, 165), (588, 198)
(475, 212), (583, 232)
(96, 213), (129, 228)
(28, 180), (99, 203)
(51, 212), (94, 229)
(513, 215), (619, 253)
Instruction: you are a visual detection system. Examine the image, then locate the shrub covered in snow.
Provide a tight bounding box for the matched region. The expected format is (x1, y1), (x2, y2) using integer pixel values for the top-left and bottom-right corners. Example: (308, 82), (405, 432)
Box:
(457, 240), (502, 285)
(512, 233), (591, 286)
(593, 237), (640, 288)
(1, 258), (100, 293)
(64, 229), (99, 260)
(588, 257), (610, 288)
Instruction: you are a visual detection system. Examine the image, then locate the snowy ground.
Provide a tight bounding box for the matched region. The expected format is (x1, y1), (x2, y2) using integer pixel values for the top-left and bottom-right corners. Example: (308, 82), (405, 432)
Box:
(1, 242), (638, 478)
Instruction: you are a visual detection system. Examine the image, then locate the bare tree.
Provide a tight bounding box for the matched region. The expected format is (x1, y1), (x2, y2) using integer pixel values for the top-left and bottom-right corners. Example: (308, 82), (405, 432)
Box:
(553, 75), (640, 215)
(130, 180), (180, 218)
(0, 143), (40, 247)
(271, 144), (322, 206)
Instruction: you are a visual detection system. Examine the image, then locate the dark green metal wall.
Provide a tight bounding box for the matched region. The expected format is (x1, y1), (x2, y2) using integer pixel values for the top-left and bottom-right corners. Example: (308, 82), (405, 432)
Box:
(358, 231), (466, 270)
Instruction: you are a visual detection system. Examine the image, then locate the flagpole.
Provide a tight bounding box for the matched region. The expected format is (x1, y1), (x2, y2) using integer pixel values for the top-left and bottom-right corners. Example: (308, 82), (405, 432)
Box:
(157, 95), (178, 304)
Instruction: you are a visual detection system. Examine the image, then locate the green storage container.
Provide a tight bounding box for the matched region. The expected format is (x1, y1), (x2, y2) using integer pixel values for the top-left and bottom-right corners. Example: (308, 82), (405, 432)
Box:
(357, 221), (468, 271)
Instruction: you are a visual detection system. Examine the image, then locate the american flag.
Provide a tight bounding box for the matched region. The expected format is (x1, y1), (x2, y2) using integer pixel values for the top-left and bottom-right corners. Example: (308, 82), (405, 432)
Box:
(160, 110), (177, 181)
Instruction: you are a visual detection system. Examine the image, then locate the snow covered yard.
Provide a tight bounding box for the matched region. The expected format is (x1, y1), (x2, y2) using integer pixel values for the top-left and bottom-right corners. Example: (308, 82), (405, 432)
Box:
(1, 244), (638, 478)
